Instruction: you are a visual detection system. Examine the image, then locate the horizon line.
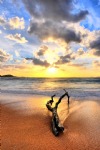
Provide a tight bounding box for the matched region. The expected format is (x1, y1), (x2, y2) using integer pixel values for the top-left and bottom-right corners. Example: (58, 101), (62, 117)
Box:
(0, 74), (100, 78)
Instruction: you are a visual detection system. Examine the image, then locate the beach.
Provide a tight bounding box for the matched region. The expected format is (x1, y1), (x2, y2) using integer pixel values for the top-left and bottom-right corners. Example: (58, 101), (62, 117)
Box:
(1, 93), (100, 150)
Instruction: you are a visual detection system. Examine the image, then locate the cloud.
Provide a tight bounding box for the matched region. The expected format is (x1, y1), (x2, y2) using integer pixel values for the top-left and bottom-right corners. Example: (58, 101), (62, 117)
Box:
(36, 45), (48, 56)
(33, 45), (77, 66)
(20, 0), (88, 44)
(28, 20), (81, 43)
(26, 57), (50, 67)
(90, 37), (100, 56)
(15, 50), (20, 57)
(22, 0), (88, 23)
(77, 48), (85, 55)
(0, 16), (6, 25)
(93, 60), (100, 67)
(5, 33), (28, 43)
(68, 62), (88, 69)
(9, 17), (25, 29)
(34, 45), (60, 65)
(0, 64), (30, 70)
(0, 16), (25, 30)
(0, 49), (11, 63)
(55, 53), (75, 65)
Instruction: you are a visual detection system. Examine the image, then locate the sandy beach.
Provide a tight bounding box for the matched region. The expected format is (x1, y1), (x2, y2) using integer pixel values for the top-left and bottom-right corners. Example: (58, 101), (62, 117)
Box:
(1, 94), (100, 150)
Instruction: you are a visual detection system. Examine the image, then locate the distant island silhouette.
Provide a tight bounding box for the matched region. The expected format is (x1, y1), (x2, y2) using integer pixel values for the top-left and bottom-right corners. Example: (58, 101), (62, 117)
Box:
(0, 74), (15, 77)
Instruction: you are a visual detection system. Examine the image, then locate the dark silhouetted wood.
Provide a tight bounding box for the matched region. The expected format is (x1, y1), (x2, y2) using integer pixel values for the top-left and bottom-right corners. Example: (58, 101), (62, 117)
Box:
(63, 89), (70, 105)
(46, 90), (70, 136)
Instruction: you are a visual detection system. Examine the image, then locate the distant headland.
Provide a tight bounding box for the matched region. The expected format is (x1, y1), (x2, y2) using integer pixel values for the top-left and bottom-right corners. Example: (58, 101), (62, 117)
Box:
(0, 74), (15, 77)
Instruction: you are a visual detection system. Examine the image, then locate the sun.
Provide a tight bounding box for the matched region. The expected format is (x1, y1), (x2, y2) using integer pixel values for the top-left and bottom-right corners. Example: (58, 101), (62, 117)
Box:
(47, 67), (56, 74)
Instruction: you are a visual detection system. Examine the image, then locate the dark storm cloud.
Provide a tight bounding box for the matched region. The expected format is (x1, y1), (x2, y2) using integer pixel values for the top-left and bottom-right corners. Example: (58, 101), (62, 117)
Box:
(62, 29), (81, 43)
(22, 0), (88, 22)
(90, 37), (100, 56)
(21, 0), (88, 43)
(26, 57), (50, 67)
(28, 20), (81, 43)
(55, 53), (75, 65)
(37, 45), (48, 56)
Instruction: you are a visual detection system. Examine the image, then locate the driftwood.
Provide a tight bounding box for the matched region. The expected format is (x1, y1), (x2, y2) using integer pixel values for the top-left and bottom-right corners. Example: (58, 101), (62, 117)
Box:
(46, 90), (70, 136)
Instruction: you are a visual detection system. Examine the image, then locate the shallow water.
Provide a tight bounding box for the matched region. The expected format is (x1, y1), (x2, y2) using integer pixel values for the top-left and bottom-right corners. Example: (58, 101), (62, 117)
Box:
(0, 77), (100, 100)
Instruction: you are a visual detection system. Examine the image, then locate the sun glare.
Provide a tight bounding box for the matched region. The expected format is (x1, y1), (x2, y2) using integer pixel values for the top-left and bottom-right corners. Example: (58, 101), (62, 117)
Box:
(47, 67), (56, 74)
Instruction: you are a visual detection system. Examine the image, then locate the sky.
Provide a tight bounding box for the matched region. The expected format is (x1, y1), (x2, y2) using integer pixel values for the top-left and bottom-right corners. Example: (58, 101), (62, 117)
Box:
(0, 0), (100, 77)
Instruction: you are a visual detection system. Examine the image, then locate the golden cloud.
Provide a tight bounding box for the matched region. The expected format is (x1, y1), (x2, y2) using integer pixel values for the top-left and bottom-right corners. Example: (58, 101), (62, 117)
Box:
(0, 48), (12, 63)
(9, 17), (25, 29)
(5, 33), (28, 43)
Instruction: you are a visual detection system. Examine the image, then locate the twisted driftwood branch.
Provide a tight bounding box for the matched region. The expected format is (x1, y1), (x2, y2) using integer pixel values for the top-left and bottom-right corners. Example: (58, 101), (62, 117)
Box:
(46, 90), (70, 136)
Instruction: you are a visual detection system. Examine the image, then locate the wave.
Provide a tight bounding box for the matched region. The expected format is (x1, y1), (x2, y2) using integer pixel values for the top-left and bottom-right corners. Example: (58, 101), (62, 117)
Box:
(0, 77), (100, 100)
(0, 77), (100, 81)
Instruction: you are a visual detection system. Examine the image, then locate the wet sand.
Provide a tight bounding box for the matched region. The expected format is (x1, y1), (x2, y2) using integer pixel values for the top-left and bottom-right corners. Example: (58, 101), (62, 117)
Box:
(1, 94), (100, 150)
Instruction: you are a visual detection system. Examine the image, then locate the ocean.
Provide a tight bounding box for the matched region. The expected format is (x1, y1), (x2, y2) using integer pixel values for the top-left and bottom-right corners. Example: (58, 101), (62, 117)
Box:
(0, 77), (100, 100)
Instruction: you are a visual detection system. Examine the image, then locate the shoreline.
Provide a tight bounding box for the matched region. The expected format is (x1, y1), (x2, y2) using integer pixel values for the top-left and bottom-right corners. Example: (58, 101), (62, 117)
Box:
(0, 92), (100, 102)
(1, 94), (100, 150)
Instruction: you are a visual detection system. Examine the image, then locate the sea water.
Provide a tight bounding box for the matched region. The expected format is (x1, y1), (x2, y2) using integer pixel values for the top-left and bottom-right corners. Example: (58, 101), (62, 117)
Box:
(0, 77), (100, 100)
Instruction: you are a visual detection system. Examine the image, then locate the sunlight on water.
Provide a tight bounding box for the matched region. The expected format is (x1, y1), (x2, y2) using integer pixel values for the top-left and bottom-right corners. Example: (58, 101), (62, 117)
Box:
(0, 77), (100, 100)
